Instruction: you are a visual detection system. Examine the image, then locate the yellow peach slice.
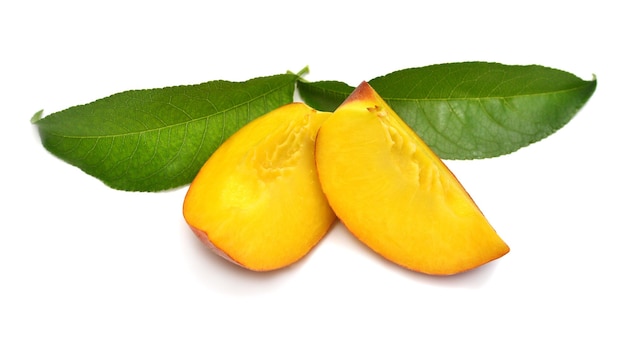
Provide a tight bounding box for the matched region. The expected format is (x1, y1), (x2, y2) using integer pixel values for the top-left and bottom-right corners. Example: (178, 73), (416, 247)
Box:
(183, 103), (335, 271)
(315, 82), (509, 275)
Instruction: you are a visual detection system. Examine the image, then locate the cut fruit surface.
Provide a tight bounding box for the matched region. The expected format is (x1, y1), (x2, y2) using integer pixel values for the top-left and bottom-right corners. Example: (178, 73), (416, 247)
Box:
(183, 103), (336, 271)
(315, 82), (509, 275)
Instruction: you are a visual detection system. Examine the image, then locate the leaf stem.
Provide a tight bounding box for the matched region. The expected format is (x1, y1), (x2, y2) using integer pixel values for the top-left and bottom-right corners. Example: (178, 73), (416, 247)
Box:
(287, 66), (310, 82)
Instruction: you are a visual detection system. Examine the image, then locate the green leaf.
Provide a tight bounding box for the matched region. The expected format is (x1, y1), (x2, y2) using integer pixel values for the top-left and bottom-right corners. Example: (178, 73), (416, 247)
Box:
(297, 80), (353, 112)
(33, 73), (298, 191)
(297, 62), (597, 159)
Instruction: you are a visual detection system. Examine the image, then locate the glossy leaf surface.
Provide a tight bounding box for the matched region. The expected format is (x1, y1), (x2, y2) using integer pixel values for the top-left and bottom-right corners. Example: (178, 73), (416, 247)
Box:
(33, 74), (298, 191)
(298, 62), (597, 159)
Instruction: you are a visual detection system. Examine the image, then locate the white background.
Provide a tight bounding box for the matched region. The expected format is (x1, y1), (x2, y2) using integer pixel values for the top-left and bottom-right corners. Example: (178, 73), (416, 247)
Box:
(2, 1), (624, 345)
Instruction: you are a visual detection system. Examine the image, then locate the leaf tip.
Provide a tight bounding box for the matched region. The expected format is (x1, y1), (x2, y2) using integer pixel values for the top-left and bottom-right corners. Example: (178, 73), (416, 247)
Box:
(30, 110), (44, 124)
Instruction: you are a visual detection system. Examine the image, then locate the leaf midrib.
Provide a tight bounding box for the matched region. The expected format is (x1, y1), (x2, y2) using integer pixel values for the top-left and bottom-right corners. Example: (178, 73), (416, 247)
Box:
(42, 81), (293, 140)
(381, 81), (594, 103)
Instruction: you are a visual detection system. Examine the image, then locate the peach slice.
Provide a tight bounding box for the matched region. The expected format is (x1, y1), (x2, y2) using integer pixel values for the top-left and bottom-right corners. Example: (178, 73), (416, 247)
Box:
(183, 103), (335, 271)
(315, 82), (509, 275)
